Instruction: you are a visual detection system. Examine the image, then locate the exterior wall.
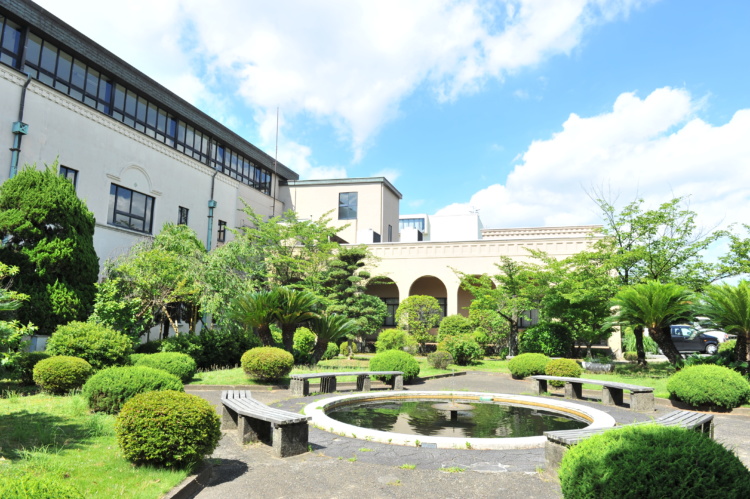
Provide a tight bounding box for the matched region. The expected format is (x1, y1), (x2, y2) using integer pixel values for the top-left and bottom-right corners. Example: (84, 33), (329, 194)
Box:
(1, 65), (285, 267)
(428, 213), (482, 242)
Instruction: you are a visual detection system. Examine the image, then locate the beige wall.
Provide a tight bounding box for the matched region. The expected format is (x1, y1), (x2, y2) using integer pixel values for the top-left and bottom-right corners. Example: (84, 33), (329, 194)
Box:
(1, 66), (285, 268)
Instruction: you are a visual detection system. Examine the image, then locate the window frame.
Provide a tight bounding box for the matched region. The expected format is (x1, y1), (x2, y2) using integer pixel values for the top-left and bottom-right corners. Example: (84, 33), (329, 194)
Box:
(338, 192), (358, 220)
(217, 220), (227, 243)
(59, 165), (78, 189)
(178, 206), (189, 226)
(108, 183), (155, 234)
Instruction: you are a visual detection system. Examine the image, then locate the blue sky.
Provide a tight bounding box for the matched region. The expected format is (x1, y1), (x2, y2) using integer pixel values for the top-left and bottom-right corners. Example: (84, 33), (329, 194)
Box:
(34, 0), (750, 230)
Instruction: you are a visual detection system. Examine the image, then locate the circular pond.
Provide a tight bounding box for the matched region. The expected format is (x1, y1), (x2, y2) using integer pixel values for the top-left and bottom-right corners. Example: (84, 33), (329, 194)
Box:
(304, 391), (616, 450)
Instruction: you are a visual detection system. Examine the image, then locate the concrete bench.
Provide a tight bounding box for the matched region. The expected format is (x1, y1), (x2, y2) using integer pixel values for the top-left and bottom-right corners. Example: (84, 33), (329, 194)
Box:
(290, 371), (404, 397)
(220, 390), (311, 457)
(544, 409), (714, 468)
(529, 375), (655, 411)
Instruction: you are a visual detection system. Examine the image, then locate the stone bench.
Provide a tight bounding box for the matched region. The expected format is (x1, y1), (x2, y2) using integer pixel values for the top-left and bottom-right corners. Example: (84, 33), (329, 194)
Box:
(220, 390), (311, 457)
(544, 409), (714, 468)
(290, 371), (404, 397)
(529, 375), (655, 411)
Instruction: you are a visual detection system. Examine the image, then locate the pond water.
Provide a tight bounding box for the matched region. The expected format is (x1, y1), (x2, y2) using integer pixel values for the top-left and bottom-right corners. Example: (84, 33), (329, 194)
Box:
(327, 399), (588, 439)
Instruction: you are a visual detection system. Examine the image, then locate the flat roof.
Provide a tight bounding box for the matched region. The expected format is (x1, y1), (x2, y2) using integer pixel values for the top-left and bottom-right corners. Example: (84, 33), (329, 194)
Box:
(285, 177), (403, 199)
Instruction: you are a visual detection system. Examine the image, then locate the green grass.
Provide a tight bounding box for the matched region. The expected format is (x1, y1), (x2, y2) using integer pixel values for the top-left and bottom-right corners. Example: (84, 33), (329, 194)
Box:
(0, 393), (188, 498)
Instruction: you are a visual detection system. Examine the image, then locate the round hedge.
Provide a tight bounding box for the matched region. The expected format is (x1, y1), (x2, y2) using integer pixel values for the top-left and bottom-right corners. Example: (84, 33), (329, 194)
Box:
(321, 342), (340, 361)
(0, 471), (83, 498)
(427, 350), (454, 369)
(133, 352), (197, 382)
(14, 351), (50, 385)
(508, 353), (550, 378)
(82, 365), (184, 414)
(369, 349), (420, 382)
(438, 334), (483, 366)
(545, 358), (582, 387)
(33, 356), (93, 394)
(46, 321), (133, 370)
(115, 390), (221, 468)
(241, 347), (294, 381)
(339, 341), (359, 356)
(559, 425), (750, 498)
(666, 364), (750, 410)
(374, 329), (418, 354)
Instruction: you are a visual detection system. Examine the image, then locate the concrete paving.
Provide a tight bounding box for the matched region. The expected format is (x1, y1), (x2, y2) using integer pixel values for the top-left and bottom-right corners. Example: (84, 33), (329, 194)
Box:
(183, 371), (750, 499)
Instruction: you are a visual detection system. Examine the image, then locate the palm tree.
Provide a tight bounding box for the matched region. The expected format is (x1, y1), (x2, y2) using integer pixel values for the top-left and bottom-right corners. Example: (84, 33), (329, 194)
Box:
(273, 287), (320, 353)
(309, 313), (358, 364)
(695, 281), (750, 364)
(611, 280), (694, 365)
(228, 290), (279, 346)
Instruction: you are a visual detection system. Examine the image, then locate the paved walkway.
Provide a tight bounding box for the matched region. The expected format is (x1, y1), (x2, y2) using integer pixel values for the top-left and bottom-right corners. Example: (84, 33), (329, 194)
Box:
(184, 372), (750, 499)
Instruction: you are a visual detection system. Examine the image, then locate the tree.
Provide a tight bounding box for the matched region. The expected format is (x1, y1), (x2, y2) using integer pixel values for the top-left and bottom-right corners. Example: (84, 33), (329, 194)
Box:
(695, 281), (750, 365)
(309, 313), (358, 364)
(228, 289), (279, 347)
(273, 287), (320, 353)
(610, 281), (694, 365)
(0, 262), (36, 371)
(0, 163), (98, 333)
(394, 295), (442, 352)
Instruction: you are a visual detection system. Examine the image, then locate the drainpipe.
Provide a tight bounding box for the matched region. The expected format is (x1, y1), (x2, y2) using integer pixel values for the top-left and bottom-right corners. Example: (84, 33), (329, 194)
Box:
(9, 75), (32, 178)
(206, 172), (218, 250)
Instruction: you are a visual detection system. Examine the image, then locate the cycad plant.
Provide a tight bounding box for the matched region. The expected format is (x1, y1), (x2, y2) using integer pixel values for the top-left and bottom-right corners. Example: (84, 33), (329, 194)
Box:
(611, 280), (694, 365)
(696, 281), (750, 365)
(309, 313), (358, 364)
(228, 289), (279, 346)
(273, 287), (320, 353)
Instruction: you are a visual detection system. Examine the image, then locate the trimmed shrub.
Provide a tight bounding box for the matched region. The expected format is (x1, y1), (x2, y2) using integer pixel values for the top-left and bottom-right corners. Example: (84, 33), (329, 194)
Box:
(14, 351), (50, 385)
(134, 352), (197, 382)
(82, 365), (184, 414)
(241, 347), (294, 381)
(622, 328), (660, 354)
(135, 340), (162, 354)
(438, 314), (472, 339)
(518, 322), (573, 357)
(438, 334), (483, 366)
(559, 425), (750, 498)
(719, 338), (736, 355)
(116, 390), (221, 468)
(666, 364), (750, 410)
(321, 341), (340, 360)
(33, 355), (93, 394)
(427, 350), (454, 369)
(158, 328), (261, 369)
(128, 353), (149, 365)
(293, 327), (316, 364)
(339, 341), (359, 356)
(544, 358), (582, 387)
(46, 321), (133, 370)
(375, 329), (418, 353)
(369, 350), (420, 382)
(623, 351), (638, 362)
(0, 470), (83, 498)
(508, 353), (549, 379)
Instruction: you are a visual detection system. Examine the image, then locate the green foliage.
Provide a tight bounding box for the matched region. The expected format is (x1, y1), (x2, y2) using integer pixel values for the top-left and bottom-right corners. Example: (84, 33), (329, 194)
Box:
(507, 353), (550, 378)
(339, 341), (359, 356)
(544, 358), (582, 387)
(0, 470), (83, 498)
(518, 321), (573, 357)
(623, 351), (638, 362)
(0, 262), (36, 371)
(157, 328), (262, 370)
(427, 350), (454, 369)
(696, 281), (750, 363)
(12, 351), (50, 385)
(395, 295), (442, 349)
(134, 352), (197, 382)
(88, 277), (151, 341)
(321, 342), (340, 360)
(622, 327), (660, 354)
(115, 390), (221, 468)
(438, 314), (473, 339)
(375, 328), (418, 353)
(240, 346), (294, 380)
(135, 340), (162, 353)
(369, 350), (420, 382)
(559, 425), (750, 498)
(293, 326), (317, 363)
(0, 164), (98, 334)
(46, 321), (133, 370)
(309, 313), (358, 364)
(438, 334), (483, 366)
(719, 339), (736, 354)
(33, 355), (93, 394)
(82, 365), (184, 414)
(666, 364), (750, 410)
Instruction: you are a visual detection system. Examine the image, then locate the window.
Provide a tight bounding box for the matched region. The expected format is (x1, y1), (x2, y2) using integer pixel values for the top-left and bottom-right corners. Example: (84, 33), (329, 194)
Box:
(108, 184), (154, 233)
(399, 218), (425, 231)
(437, 298), (447, 318)
(0, 16), (23, 67)
(217, 220), (227, 243)
(178, 206), (189, 225)
(338, 192), (358, 220)
(59, 165), (78, 189)
(382, 298), (399, 327)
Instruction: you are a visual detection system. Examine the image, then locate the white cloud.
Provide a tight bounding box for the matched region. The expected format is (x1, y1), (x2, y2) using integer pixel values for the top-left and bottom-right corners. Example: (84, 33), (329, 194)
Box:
(436, 87), (750, 231)
(33, 0), (647, 169)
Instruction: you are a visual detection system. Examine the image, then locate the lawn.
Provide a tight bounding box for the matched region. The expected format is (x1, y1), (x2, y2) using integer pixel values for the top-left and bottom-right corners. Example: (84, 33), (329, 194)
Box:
(0, 392), (190, 498)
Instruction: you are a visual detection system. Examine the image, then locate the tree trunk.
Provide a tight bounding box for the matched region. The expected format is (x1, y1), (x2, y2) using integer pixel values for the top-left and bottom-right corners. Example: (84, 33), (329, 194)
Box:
(161, 305), (181, 338)
(634, 326), (647, 367)
(509, 321), (519, 356)
(737, 332), (749, 373)
(281, 324), (295, 354)
(311, 339), (328, 364)
(255, 325), (274, 346)
(650, 325), (683, 366)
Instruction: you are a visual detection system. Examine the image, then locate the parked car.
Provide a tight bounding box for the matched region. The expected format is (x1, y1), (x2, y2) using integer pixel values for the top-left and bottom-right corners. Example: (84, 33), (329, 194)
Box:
(692, 318), (736, 343)
(670, 325), (719, 355)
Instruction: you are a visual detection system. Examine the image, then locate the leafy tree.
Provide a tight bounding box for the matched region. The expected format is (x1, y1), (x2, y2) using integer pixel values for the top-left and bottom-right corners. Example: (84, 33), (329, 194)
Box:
(695, 281), (750, 366)
(0, 164), (98, 333)
(610, 281), (694, 365)
(438, 314), (473, 340)
(0, 263), (36, 372)
(394, 295), (442, 352)
(468, 306), (508, 353)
